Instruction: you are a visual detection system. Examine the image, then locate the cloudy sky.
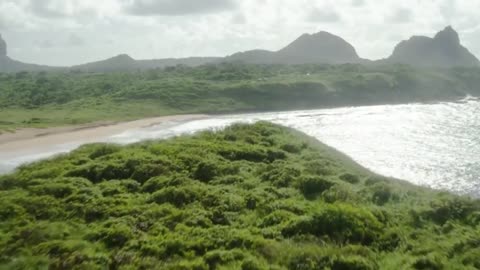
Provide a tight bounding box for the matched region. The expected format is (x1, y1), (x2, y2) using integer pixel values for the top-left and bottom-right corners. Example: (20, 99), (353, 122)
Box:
(1, 0), (480, 66)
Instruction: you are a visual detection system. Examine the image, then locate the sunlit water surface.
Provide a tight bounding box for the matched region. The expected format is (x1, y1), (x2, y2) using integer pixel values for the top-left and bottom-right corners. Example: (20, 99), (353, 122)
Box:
(1, 99), (479, 196)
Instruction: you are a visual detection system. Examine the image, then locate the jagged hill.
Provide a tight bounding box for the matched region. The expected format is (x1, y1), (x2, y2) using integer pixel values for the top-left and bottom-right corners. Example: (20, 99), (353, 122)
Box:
(71, 54), (221, 72)
(0, 34), (57, 72)
(0, 56), (56, 73)
(276, 31), (361, 64)
(0, 34), (6, 57)
(386, 26), (479, 67)
(0, 34), (219, 73)
(71, 54), (138, 72)
(137, 57), (222, 69)
(223, 50), (276, 64)
(225, 31), (362, 64)
(1, 26), (480, 72)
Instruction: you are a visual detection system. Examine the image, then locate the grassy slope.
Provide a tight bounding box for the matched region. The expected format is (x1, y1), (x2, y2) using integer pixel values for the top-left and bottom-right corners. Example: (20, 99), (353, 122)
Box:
(1, 64), (480, 130)
(0, 122), (479, 269)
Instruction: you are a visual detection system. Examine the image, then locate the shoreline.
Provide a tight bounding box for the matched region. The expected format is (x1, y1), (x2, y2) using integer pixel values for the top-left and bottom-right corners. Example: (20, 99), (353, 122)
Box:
(1, 95), (474, 142)
(0, 114), (207, 152)
(1, 95), (475, 149)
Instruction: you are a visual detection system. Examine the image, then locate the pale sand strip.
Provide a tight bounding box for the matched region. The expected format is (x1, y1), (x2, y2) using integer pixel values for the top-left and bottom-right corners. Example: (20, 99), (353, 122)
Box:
(0, 114), (207, 153)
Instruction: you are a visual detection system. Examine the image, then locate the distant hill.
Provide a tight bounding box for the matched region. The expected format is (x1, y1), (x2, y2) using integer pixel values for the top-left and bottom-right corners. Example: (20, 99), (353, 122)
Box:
(0, 56), (57, 73)
(0, 34), (220, 73)
(71, 54), (138, 72)
(0, 34), (6, 56)
(224, 50), (276, 64)
(137, 57), (222, 70)
(71, 54), (221, 72)
(385, 26), (479, 67)
(225, 31), (363, 64)
(1, 26), (479, 73)
(0, 34), (57, 73)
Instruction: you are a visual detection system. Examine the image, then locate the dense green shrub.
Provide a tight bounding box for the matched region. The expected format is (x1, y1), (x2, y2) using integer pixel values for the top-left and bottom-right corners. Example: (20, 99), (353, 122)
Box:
(203, 249), (245, 268)
(295, 175), (334, 198)
(425, 196), (478, 224)
(371, 182), (396, 205)
(260, 161), (302, 187)
(285, 245), (378, 270)
(321, 185), (360, 203)
(260, 210), (296, 227)
(0, 122), (478, 269)
(330, 255), (378, 270)
(150, 186), (201, 207)
(412, 255), (444, 270)
(35, 240), (109, 269)
(141, 175), (190, 193)
(194, 161), (219, 182)
(1, 63), (478, 131)
(98, 223), (134, 248)
(281, 143), (303, 154)
(339, 173), (360, 184)
(282, 204), (382, 244)
(87, 144), (121, 159)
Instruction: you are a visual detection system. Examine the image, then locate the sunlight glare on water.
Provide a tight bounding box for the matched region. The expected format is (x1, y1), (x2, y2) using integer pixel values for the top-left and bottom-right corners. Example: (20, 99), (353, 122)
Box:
(134, 100), (480, 196)
(1, 100), (479, 196)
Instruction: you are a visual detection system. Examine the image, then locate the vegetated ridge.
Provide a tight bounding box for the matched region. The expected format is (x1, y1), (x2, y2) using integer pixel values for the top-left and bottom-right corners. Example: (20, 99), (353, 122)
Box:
(1, 63), (480, 130)
(0, 122), (479, 269)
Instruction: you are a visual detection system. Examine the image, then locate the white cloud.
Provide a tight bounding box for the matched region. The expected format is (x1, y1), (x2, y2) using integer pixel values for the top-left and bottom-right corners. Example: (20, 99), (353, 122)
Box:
(0, 0), (479, 65)
(231, 13), (246, 24)
(388, 8), (413, 24)
(307, 8), (341, 23)
(124, 0), (237, 16)
(351, 0), (365, 7)
(28, 0), (71, 18)
(66, 33), (85, 46)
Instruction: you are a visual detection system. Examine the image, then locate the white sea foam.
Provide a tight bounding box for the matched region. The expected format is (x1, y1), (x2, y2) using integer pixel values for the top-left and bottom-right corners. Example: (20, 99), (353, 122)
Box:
(1, 100), (479, 196)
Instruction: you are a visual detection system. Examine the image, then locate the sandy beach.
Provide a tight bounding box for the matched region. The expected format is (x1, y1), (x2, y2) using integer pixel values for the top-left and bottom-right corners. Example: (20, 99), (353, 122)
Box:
(0, 114), (207, 153)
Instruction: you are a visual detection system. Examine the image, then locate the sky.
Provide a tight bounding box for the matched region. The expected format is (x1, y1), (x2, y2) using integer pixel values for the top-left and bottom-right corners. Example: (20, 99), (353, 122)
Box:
(1, 0), (480, 66)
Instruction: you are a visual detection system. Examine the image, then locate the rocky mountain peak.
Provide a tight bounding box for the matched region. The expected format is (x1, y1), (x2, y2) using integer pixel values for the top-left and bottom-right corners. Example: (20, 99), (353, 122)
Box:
(276, 30), (360, 64)
(0, 34), (7, 56)
(387, 26), (479, 67)
(433, 26), (460, 45)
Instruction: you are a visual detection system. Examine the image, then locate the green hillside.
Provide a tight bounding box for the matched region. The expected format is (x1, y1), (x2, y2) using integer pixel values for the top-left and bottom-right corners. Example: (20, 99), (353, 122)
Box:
(1, 64), (480, 131)
(1, 122), (479, 269)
